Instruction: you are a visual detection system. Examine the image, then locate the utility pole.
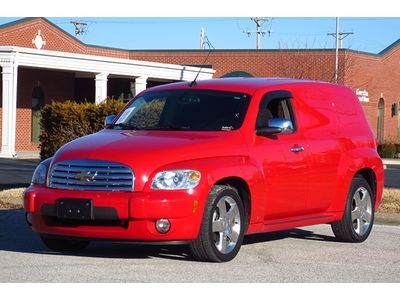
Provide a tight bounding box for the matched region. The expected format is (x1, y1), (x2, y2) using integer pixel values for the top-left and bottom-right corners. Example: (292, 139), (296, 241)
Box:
(334, 17), (339, 83)
(200, 28), (205, 50)
(328, 17), (354, 83)
(244, 17), (270, 49)
(327, 28), (354, 49)
(70, 21), (88, 39)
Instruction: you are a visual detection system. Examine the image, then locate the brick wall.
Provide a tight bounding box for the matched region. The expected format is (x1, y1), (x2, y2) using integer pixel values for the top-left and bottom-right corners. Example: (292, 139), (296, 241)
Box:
(344, 49), (400, 140)
(129, 49), (341, 81)
(0, 18), (130, 59)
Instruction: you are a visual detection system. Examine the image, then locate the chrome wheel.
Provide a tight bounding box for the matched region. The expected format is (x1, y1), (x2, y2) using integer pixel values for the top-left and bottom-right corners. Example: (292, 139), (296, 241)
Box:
(351, 187), (372, 236)
(212, 196), (241, 254)
(331, 175), (375, 243)
(190, 185), (245, 262)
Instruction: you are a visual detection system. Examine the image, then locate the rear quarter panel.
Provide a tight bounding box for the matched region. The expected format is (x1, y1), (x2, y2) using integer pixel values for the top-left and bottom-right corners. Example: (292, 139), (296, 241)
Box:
(328, 85), (384, 214)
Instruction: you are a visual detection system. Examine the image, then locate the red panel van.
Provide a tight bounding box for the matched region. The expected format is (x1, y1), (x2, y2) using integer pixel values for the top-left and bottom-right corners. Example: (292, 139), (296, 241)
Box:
(25, 78), (384, 262)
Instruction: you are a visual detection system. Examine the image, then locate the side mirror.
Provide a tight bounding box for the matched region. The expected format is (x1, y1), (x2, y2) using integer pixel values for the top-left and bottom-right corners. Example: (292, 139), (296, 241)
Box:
(105, 115), (116, 127)
(268, 118), (294, 133)
(256, 118), (294, 137)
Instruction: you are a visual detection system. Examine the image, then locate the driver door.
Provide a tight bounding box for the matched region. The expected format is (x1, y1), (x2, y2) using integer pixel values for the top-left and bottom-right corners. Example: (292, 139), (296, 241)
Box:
(252, 90), (309, 221)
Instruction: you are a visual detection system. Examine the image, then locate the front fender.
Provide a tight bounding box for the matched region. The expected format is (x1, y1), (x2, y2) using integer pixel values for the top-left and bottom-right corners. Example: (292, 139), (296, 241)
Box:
(145, 156), (264, 230)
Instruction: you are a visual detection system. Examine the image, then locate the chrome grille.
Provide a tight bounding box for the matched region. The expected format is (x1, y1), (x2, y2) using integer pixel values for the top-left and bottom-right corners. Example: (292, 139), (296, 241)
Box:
(49, 159), (134, 191)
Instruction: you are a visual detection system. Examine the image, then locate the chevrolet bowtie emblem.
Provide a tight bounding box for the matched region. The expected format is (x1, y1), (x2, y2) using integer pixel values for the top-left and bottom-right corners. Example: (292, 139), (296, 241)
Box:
(77, 171), (98, 182)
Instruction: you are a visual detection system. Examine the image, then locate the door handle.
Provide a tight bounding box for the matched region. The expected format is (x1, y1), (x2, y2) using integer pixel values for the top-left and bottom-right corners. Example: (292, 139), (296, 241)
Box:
(290, 146), (304, 153)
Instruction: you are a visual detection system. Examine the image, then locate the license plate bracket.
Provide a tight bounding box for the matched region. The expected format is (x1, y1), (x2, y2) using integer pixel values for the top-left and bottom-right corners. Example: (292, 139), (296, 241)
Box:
(56, 198), (93, 220)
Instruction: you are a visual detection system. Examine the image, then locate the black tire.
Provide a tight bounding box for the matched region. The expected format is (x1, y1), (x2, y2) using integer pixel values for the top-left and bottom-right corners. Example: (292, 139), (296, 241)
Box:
(331, 175), (375, 243)
(40, 235), (90, 252)
(189, 185), (245, 262)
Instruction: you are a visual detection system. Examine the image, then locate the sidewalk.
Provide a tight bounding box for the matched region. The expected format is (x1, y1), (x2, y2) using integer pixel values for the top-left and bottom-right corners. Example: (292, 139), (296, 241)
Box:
(382, 158), (400, 165)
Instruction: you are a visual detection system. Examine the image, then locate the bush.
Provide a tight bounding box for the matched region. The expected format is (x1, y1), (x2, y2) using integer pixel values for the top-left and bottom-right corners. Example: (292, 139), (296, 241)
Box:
(39, 98), (125, 160)
(378, 142), (397, 158)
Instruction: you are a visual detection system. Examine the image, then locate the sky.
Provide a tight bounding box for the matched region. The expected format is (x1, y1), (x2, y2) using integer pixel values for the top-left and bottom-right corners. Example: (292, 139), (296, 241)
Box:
(1, 1), (399, 54)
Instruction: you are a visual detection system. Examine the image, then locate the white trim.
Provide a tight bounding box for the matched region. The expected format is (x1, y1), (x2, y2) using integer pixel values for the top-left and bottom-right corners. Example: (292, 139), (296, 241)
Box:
(95, 72), (109, 104)
(133, 76), (148, 96)
(0, 46), (215, 81)
(0, 54), (18, 158)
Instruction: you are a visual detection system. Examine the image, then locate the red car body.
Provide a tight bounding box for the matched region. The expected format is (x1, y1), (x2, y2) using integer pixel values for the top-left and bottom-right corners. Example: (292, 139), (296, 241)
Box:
(24, 78), (384, 261)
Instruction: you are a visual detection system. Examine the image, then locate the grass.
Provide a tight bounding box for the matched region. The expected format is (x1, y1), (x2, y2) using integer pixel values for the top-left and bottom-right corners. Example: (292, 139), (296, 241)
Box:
(0, 188), (25, 208)
(378, 188), (400, 213)
(1, 187), (400, 213)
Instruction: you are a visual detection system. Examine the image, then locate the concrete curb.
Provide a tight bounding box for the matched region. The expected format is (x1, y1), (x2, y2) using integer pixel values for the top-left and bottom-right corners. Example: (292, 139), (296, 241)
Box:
(382, 159), (400, 166)
(375, 213), (400, 225)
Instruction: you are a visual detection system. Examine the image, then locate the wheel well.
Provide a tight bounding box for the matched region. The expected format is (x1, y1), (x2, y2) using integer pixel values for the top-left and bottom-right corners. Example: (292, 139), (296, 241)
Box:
(215, 177), (251, 230)
(355, 168), (377, 201)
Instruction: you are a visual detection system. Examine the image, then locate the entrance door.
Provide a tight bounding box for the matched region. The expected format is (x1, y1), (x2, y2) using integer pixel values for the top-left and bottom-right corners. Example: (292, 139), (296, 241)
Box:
(31, 85), (45, 143)
(398, 102), (400, 138)
(377, 98), (384, 144)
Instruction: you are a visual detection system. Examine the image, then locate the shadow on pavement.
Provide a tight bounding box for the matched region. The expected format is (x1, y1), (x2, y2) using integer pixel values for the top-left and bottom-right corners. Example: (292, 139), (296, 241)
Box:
(0, 209), (192, 261)
(0, 209), (336, 262)
(244, 227), (337, 245)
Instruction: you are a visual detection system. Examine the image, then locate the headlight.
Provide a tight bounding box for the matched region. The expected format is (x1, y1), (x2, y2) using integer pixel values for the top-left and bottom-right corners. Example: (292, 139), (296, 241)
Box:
(151, 169), (201, 190)
(31, 158), (52, 186)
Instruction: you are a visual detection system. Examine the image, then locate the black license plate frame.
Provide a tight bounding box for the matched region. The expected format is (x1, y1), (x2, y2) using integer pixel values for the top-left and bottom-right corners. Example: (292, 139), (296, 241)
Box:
(56, 198), (94, 220)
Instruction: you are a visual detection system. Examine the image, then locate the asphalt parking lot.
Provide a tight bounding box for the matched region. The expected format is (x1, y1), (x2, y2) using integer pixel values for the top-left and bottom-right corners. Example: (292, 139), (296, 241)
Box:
(0, 209), (399, 282)
(0, 158), (39, 190)
(1, 158), (399, 282)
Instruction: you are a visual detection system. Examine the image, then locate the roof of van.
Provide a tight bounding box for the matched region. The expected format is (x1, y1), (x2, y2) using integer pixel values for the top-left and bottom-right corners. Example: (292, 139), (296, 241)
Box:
(145, 77), (337, 94)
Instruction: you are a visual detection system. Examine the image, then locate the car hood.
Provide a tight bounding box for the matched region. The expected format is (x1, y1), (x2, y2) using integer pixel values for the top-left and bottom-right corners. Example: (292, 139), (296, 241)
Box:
(52, 129), (248, 189)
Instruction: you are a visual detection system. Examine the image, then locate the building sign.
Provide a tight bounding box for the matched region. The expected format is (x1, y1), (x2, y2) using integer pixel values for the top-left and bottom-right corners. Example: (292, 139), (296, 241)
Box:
(356, 89), (369, 102)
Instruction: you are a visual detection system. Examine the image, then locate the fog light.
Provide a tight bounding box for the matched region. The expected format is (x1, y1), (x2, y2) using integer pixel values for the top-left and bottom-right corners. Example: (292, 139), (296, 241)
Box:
(155, 219), (171, 233)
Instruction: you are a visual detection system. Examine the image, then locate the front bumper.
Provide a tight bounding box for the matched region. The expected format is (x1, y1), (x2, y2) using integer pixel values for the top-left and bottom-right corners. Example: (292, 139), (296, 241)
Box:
(24, 186), (206, 241)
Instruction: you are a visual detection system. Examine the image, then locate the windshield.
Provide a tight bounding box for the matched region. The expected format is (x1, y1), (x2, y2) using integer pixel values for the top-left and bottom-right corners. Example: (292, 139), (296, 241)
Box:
(111, 89), (250, 131)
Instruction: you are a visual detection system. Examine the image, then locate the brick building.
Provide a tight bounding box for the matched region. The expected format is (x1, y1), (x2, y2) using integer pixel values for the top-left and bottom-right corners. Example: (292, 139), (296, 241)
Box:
(0, 18), (214, 157)
(1, 17), (399, 157)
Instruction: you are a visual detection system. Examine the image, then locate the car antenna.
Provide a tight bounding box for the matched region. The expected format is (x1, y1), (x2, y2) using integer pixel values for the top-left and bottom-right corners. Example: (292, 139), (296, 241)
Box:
(189, 36), (215, 87)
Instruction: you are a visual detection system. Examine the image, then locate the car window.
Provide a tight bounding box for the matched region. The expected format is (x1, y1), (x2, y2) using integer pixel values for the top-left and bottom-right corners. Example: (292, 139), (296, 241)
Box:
(113, 90), (251, 131)
(256, 95), (296, 132)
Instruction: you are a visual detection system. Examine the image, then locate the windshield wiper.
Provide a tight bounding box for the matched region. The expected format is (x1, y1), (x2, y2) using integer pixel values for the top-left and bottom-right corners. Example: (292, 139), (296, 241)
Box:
(159, 125), (191, 131)
(110, 124), (191, 131)
(110, 123), (138, 130)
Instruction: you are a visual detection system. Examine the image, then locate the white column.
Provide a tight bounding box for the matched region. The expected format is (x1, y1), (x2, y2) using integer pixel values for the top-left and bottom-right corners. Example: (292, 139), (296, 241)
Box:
(95, 72), (108, 104)
(0, 58), (18, 158)
(130, 76), (148, 96)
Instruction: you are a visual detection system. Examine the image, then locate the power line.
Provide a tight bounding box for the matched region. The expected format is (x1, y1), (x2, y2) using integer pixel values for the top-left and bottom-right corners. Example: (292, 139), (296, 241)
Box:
(58, 18), (248, 25)
(70, 20), (89, 38)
